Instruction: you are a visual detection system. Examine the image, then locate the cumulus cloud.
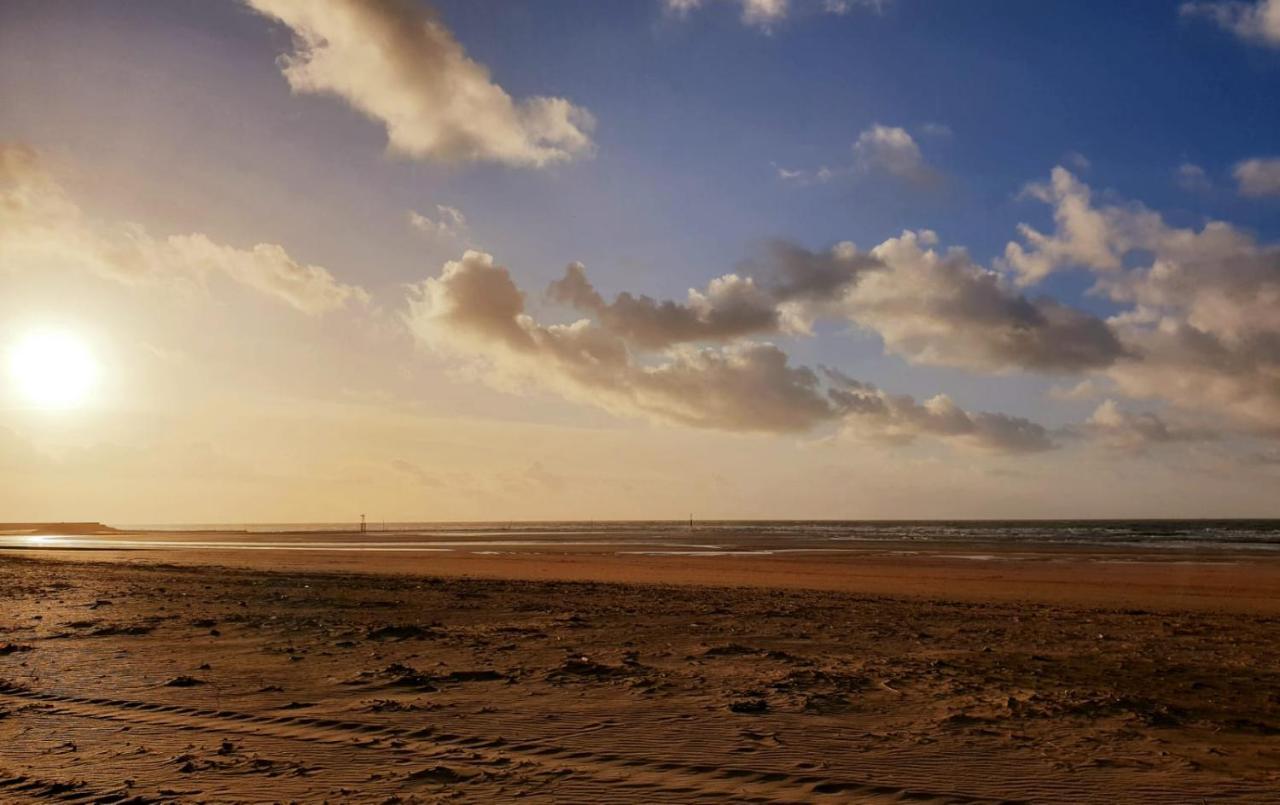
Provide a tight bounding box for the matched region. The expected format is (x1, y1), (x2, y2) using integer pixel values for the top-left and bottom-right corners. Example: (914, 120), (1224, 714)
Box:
(1006, 166), (1280, 434)
(407, 251), (833, 432)
(545, 230), (1121, 374)
(1181, 0), (1280, 46)
(1002, 167), (1140, 285)
(763, 240), (881, 303)
(0, 144), (365, 314)
(546, 241), (878, 347)
(853, 125), (938, 185)
(1082, 400), (1218, 452)
(847, 230), (1124, 372)
(408, 204), (468, 241)
(404, 164), (1280, 446)
(779, 123), (941, 188)
(246, 0), (595, 167)
(547, 263), (780, 348)
(824, 368), (1055, 453)
(406, 249), (1055, 449)
(1234, 158), (1280, 197)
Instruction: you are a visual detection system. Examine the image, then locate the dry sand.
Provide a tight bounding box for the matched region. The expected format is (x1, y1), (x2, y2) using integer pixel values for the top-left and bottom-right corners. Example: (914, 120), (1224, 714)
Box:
(2, 541), (1279, 802)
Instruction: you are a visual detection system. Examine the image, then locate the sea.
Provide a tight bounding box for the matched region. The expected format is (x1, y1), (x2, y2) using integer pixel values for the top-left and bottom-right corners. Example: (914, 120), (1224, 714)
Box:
(4, 519), (1276, 557)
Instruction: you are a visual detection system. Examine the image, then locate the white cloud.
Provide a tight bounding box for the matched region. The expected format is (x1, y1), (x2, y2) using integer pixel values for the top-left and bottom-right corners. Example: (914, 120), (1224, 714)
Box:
(1003, 167), (1142, 285)
(663, 0), (884, 29)
(246, 0), (595, 167)
(552, 163), (1280, 442)
(775, 163), (843, 185)
(853, 124), (937, 185)
(740, 0), (789, 27)
(0, 144), (366, 315)
(1005, 166), (1280, 434)
(779, 123), (941, 188)
(849, 230), (1123, 372)
(1082, 400), (1217, 452)
(1181, 0), (1280, 46)
(408, 204), (468, 241)
(1234, 157), (1280, 197)
(775, 165), (808, 182)
(1175, 162), (1212, 192)
(1049, 379), (1104, 401)
(165, 235), (366, 315)
(404, 163), (1280, 448)
(665, 0), (789, 29)
(1063, 151), (1092, 171)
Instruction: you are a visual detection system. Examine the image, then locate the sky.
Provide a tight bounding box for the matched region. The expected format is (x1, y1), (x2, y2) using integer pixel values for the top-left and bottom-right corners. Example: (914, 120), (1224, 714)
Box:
(2, 0), (1280, 523)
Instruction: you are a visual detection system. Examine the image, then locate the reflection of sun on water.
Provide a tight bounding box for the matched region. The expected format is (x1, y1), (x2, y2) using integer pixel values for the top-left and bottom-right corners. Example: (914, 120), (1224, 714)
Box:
(6, 329), (99, 410)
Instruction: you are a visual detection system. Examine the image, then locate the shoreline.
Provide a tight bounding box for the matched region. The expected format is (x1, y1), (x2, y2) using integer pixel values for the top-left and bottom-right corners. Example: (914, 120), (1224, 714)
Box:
(6, 533), (1280, 613)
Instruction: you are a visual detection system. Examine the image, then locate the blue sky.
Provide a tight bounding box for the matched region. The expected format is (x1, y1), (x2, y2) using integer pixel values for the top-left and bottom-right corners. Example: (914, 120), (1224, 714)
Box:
(2, 0), (1280, 520)
(8, 1), (1276, 273)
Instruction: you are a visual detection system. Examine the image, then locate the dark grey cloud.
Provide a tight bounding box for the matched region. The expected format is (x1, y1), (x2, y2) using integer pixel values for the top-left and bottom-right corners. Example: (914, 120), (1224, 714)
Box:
(547, 234), (1121, 375)
(406, 250), (1060, 450)
(824, 368), (1056, 453)
(547, 262), (780, 349)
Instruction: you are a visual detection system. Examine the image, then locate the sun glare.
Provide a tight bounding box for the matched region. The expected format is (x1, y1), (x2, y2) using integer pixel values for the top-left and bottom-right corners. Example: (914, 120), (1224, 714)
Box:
(7, 330), (99, 409)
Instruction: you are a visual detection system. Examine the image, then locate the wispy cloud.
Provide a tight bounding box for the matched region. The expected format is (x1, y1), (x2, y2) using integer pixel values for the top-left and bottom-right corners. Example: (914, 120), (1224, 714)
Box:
(408, 205), (469, 242)
(0, 144), (366, 315)
(663, 0), (886, 31)
(1181, 0), (1280, 47)
(1175, 162), (1212, 192)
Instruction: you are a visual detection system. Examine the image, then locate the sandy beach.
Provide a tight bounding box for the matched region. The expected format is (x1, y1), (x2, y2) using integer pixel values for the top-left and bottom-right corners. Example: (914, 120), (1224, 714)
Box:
(7, 0), (1280, 800)
(3, 532), (1280, 803)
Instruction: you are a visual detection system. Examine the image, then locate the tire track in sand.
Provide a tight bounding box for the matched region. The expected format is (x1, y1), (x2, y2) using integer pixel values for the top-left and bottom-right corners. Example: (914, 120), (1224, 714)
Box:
(0, 682), (1019, 804)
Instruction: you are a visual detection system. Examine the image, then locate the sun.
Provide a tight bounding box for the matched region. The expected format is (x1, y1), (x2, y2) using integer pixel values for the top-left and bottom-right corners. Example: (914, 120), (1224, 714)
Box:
(7, 330), (99, 409)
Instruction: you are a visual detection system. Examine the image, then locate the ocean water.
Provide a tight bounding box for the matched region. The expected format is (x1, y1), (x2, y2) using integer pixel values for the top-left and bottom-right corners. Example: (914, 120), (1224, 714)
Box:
(64, 519), (1280, 555)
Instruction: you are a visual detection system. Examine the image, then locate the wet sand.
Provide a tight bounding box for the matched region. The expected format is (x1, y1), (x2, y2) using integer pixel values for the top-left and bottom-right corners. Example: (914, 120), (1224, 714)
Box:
(2, 536), (1279, 802)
